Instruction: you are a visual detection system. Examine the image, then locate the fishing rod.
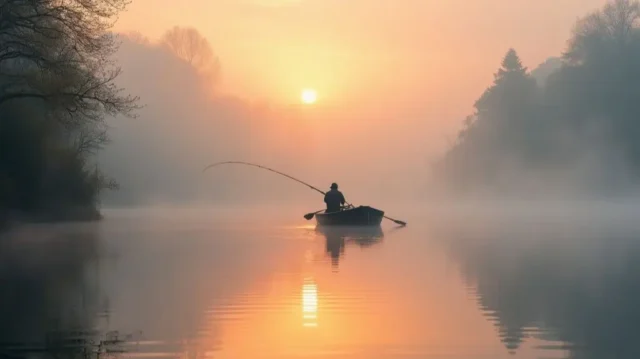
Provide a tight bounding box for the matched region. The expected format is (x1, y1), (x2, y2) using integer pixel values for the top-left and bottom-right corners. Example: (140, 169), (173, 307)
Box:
(202, 161), (337, 220)
(202, 161), (327, 195)
(202, 161), (406, 226)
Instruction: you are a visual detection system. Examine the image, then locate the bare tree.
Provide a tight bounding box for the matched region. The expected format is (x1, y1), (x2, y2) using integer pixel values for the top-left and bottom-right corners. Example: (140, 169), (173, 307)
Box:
(0, 0), (140, 121)
(0, 0), (140, 210)
(72, 124), (109, 155)
(565, 0), (640, 64)
(161, 26), (220, 80)
(125, 30), (151, 45)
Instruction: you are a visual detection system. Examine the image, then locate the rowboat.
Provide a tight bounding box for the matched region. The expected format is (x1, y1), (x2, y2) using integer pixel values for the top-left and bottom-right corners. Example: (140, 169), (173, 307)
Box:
(315, 205), (384, 226)
(204, 162), (406, 227)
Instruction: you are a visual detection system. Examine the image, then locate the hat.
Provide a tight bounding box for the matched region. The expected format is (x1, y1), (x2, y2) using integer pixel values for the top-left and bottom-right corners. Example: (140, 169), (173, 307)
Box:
(330, 183), (338, 189)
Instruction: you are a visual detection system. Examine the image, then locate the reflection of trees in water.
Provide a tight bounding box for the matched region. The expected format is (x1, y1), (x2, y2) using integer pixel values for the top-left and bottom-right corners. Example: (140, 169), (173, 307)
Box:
(440, 220), (640, 358)
(0, 225), (111, 358)
(315, 226), (384, 268)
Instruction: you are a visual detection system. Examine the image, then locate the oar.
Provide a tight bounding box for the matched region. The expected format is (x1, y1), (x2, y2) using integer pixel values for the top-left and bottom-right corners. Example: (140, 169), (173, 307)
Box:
(384, 215), (407, 226)
(304, 209), (325, 220)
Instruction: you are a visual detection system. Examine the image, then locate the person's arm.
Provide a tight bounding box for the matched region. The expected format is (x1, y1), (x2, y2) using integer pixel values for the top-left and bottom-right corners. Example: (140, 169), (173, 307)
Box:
(340, 193), (346, 205)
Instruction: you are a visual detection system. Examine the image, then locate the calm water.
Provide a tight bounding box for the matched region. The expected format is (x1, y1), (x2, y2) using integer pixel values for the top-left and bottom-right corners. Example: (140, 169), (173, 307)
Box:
(2, 205), (640, 359)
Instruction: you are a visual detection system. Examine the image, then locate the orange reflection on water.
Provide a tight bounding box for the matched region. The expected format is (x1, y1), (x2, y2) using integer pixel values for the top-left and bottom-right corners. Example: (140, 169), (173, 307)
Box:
(185, 227), (559, 359)
(302, 278), (318, 327)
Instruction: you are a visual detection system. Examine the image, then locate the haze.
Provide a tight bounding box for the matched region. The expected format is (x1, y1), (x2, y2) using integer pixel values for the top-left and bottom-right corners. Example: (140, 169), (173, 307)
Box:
(6, 2), (640, 358)
(97, 0), (618, 207)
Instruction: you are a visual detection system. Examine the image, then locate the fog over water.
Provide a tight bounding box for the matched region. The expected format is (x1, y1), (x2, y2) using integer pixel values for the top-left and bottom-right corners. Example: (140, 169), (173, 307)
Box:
(5, 1), (640, 358)
(3, 205), (640, 358)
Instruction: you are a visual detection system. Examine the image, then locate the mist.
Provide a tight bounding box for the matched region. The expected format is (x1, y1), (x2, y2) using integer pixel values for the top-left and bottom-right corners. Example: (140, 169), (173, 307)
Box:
(429, 0), (640, 203)
(6, 2), (640, 358)
(92, 0), (640, 213)
(97, 31), (430, 209)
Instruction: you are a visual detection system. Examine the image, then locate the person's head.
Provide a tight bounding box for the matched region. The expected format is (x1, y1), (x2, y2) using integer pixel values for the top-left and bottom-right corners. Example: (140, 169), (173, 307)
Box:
(330, 183), (338, 190)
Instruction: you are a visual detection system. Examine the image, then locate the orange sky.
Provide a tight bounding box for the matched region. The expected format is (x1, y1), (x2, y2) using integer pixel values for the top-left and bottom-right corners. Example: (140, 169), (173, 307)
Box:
(113, 0), (608, 163)
(115, 0), (604, 102)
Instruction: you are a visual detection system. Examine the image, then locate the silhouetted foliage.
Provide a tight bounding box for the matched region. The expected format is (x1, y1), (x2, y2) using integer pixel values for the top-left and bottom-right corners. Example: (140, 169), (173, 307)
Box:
(436, 0), (640, 197)
(161, 26), (220, 83)
(439, 217), (640, 358)
(0, 0), (137, 224)
(436, 48), (539, 194)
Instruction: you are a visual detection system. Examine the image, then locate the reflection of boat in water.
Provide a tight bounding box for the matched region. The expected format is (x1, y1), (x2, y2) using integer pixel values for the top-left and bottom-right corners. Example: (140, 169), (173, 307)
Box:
(315, 225), (384, 268)
(315, 206), (385, 226)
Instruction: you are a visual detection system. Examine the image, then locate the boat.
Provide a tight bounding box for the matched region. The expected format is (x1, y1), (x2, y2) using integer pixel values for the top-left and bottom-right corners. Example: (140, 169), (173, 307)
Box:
(205, 162), (406, 227)
(315, 205), (384, 226)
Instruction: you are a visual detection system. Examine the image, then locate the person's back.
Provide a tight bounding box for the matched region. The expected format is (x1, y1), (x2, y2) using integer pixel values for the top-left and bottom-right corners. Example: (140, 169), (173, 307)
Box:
(324, 183), (346, 213)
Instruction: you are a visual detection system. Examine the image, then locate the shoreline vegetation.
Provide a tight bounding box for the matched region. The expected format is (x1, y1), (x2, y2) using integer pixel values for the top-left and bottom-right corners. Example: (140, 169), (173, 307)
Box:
(3, 0), (640, 231)
(0, 0), (139, 230)
(0, 206), (102, 229)
(434, 0), (640, 197)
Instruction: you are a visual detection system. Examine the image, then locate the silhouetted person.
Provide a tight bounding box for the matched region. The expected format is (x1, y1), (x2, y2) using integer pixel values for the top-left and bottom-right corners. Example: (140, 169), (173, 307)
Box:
(324, 183), (346, 213)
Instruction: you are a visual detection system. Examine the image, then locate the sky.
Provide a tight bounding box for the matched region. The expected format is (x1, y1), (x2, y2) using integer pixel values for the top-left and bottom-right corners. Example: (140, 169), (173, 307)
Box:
(107, 0), (610, 204)
(114, 0), (606, 151)
(115, 0), (603, 102)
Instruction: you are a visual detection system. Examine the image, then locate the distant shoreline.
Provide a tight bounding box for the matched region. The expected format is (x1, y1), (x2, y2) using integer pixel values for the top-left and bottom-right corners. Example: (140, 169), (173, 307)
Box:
(0, 206), (102, 232)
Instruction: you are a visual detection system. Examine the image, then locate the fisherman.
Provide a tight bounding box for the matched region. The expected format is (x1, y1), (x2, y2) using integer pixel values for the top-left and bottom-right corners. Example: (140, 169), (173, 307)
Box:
(324, 183), (346, 213)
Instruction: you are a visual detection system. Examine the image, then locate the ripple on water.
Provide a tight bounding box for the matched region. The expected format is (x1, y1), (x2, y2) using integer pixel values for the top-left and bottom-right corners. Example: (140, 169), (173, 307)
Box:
(3, 210), (618, 359)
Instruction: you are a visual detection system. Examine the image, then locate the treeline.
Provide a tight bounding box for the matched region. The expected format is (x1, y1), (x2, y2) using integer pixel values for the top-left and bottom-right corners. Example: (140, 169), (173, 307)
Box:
(435, 0), (640, 198)
(0, 0), (138, 225)
(95, 28), (230, 206)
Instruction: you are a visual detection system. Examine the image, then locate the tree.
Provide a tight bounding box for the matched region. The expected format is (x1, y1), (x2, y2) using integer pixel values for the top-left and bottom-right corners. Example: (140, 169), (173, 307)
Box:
(468, 49), (538, 160)
(436, 49), (539, 194)
(161, 26), (220, 81)
(436, 1), (640, 196)
(561, 0), (640, 170)
(565, 0), (640, 66)
(475, 49), (535, 119)
(0, 0), (139, 118)
(530, 57), (563, 86)
(498, 48), (527, 77)
(0, 0), (138, 219)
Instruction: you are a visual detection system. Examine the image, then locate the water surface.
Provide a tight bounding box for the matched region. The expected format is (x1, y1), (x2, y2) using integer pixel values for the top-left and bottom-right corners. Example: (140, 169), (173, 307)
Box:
(1, 205), (638, 358)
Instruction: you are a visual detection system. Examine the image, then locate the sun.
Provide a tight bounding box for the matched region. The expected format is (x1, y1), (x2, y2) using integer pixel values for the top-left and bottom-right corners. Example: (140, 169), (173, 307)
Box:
(301, 89), (317, 104)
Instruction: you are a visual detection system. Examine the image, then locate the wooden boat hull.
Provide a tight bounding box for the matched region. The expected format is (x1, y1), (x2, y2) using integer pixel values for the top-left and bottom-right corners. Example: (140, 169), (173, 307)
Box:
(315, 206), (384, 226)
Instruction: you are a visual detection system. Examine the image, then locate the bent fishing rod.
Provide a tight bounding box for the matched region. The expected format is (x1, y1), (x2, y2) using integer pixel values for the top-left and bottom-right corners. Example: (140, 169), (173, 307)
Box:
(202, 161), (327, 195)
(201, 161), (407, 226)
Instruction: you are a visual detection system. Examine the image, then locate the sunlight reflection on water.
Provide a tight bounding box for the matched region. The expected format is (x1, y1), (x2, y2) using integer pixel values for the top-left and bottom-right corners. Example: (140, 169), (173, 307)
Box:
(2, 206), (637, 358)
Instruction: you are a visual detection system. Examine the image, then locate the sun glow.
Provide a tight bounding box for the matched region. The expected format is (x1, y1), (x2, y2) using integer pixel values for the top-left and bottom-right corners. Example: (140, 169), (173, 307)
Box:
(301, 89), (317, 104)
(302, 278), (318, 327)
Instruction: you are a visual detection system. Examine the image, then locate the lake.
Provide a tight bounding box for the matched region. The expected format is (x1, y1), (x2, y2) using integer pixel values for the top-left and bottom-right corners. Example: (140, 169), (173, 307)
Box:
(1, 204), (639, 359)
